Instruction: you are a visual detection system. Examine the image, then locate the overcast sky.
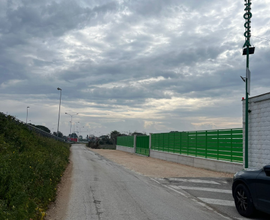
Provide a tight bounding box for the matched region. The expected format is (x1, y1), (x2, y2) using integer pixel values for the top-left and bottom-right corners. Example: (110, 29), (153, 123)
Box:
(1, 0), (270, 137)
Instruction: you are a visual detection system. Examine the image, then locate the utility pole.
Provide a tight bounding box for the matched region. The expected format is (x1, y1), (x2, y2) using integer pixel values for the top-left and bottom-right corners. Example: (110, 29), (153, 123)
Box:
(242, 0), (255, 168)
(57, 88), (62, 137)
(65, 112), (78, 136)
(26, 106), (30, 123)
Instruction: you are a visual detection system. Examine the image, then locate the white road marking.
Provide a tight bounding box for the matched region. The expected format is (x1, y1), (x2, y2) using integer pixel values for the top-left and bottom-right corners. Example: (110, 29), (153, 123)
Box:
(170, 185), (231, 194)
(198, 198), (235, 206)
(164, 185), (188, 198)
(165, 186), (233, 219)
(168, 178), (220, 185)
(152, 178), (233, 220)
(151, 178), (161, 185)
(220, 180), (229, 184)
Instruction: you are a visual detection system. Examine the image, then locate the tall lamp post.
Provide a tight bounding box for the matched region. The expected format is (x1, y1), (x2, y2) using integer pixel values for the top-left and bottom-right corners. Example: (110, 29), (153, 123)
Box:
(57, 87), (62, 137)
(75, 121), (80, 141)
(26, 106), (30, 123)
(65, 112), (78, 135)
(75, 121), (80, 133)
(242, 0), (255, 168)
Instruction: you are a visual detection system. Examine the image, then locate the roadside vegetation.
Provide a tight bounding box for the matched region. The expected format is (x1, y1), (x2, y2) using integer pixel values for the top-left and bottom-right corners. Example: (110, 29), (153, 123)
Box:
(0, 113), (70, 220)
(86, 130), (147, 150)
(87, 130), (121, 149)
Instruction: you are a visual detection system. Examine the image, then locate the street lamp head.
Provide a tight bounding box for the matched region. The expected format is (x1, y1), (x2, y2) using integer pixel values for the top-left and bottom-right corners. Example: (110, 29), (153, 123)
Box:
(27, 106), (30, 108)
(242, 47), (255, 56)
(57, 87), (62, 90)
(65, 112), (78, 117)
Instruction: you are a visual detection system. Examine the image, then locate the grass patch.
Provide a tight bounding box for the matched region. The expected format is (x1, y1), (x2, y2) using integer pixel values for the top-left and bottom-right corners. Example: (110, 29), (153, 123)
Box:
(0, 113), (70, 220)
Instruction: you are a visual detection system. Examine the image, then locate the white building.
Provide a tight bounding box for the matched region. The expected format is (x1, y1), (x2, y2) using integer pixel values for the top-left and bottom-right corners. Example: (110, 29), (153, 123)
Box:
(243, 92), (270, 168)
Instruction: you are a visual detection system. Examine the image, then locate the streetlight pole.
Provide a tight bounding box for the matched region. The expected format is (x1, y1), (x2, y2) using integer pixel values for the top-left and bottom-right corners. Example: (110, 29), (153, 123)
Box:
(76, 121), (80, 141)
(65, 112), (78, 135)
(242, 0), (254, 168)
(57, 87), (62, 137)
(26, 106), (30, 123)
(75, 121), (80, 132)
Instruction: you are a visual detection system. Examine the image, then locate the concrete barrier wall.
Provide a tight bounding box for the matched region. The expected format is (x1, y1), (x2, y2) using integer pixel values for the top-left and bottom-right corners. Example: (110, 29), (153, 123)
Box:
(116, 145), (135, 154)
(116, 145), (243, 173)
(243, 92), (270, 168)
(150, 150), (243, 174)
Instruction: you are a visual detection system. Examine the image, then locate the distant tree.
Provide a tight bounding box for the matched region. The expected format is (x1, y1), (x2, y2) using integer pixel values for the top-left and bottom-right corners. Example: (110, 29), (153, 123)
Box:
(69, 133), (78, 138)
(58, 131), (63, 138)
(110, 130), (121, 145)
(131, 132), (146, 136)
(53, 131), (63, 138)
(87, 137), (99, 148)
(99, 135), (113, 145)
(35, 125), (50, 133)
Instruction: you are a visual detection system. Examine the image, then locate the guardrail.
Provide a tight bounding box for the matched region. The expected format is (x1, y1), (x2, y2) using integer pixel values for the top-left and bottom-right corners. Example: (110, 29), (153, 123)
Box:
(2, 112), (66, 142)
(26, 123), (66, 142)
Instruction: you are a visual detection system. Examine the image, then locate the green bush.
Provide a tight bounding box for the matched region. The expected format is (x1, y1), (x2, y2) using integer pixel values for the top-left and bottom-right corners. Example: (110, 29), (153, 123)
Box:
(0, 113), (70, 220)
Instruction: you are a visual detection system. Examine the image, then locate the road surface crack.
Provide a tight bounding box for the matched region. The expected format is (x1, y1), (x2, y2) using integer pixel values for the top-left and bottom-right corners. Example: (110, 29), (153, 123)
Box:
(90, 186), (103, 220)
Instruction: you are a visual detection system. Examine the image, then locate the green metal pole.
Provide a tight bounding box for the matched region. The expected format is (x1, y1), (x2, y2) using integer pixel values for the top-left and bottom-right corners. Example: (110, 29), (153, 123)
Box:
(243, 0), (252, 168)
(245, 45), (249, 168)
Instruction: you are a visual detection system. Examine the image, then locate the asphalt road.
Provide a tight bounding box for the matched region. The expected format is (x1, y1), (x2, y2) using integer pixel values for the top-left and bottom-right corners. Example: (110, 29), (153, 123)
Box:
(153, 177), (270, 220)
(64, 144), (234, 220)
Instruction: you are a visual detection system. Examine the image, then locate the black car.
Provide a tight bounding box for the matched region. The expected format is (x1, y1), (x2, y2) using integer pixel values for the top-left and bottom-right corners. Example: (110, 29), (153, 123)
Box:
(232, 165), (270, 217)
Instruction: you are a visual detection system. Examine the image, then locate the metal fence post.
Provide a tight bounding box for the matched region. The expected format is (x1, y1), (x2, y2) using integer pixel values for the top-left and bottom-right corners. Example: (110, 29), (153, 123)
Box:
(205, 131), (208, 158)
(231, 129), (233, 162)
(134, 135), (137, 154)
(217, 130), (220, 160)
(187, 132), (189, 155)
(195, 131), (197, 157)
(149, 133), (152, 157)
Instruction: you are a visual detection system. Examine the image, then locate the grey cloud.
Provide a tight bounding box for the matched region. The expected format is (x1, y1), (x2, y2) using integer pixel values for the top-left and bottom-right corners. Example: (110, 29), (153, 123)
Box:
(125, 0), (174, 17)
(0, 0), (119, 47)
(86, 85), (168, 102)
(1, 0), (270, 136)
(124, 0), (216, 19)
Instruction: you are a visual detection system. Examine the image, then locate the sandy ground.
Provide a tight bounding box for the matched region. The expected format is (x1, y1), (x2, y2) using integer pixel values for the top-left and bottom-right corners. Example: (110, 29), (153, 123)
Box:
(91, 149), (234, 178)
(45, 147), (233, 219)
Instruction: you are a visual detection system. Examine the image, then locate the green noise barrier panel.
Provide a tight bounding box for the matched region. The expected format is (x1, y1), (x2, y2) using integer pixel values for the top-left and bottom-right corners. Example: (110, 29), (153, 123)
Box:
(151, 128), (243, 163)
(117, 136), (134, 148)
(136, 136), (150, 156)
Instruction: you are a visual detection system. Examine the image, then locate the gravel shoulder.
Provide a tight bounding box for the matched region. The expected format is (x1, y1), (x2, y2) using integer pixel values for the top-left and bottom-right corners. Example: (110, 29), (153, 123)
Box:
(90, 149), (234, 178)
(45, 151), (73, 220)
